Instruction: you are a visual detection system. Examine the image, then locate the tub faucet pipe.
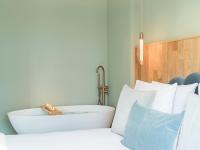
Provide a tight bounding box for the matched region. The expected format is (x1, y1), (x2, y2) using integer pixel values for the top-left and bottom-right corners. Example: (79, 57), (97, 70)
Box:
(96, 65), (108, 105)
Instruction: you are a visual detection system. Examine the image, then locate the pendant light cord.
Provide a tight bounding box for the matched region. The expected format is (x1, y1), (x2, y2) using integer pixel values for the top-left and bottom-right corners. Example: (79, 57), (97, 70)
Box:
(140, 0), (143, 33)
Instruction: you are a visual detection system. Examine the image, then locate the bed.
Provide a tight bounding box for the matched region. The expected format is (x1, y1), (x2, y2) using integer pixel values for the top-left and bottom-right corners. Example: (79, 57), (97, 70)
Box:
(6, 128), (128, 150)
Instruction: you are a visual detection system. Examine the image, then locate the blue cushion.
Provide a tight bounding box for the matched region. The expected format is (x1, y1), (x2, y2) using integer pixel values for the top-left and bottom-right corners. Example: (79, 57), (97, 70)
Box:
(169, 77), (184, 85)
(121, 102), (184, 150)
(183, 72), (200, 94)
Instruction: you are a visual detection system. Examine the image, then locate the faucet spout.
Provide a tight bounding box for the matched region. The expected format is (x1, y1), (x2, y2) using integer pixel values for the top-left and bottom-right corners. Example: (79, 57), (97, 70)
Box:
(96, 65), (108, 105)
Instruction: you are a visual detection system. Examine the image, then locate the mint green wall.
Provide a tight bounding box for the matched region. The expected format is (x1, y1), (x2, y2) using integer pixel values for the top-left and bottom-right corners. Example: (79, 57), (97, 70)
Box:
(0, 0), (107, 134)
(107, 0), (131, 106)
(107, 0), (139, 106)
(143, 0), (200, 43)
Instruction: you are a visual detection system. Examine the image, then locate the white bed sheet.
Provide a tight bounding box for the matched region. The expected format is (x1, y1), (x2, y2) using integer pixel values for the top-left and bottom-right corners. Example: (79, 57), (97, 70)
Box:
(6, 128), (129, 150)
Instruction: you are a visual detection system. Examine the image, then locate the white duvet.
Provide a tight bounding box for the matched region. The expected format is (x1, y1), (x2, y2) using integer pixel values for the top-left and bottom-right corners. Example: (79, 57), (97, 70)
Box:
(0, 133), (7, 150)
(6, 128), (129, 150)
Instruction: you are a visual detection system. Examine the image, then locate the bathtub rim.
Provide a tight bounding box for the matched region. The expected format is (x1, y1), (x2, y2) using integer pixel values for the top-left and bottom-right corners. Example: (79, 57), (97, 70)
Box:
(8, 105), (115, 117)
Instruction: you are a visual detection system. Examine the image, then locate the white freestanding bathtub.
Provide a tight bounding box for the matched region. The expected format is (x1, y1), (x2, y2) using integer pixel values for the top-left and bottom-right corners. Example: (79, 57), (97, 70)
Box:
(8, 105), (115, 134)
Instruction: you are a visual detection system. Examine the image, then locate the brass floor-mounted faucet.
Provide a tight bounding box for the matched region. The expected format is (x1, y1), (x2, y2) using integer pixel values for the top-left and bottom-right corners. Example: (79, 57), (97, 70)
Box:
(96, 65), (108, 105)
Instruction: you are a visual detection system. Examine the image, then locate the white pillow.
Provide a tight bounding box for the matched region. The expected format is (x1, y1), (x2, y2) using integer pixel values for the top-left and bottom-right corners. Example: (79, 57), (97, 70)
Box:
(135, 80), (177, 114)
(152, 81), (197, 114)
(0, 133), (7, 150)
(111, 85), (156, 136)
(177, 93), (200, 150)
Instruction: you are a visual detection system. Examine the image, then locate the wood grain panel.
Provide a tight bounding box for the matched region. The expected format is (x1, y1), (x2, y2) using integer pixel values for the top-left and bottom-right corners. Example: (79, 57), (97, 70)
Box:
(135, 36), (200, 83)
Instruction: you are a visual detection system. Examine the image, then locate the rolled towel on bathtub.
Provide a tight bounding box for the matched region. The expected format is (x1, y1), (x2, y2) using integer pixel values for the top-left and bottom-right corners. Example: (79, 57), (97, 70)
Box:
(0, 133), (8, 150)
(41, 104), (62, 115)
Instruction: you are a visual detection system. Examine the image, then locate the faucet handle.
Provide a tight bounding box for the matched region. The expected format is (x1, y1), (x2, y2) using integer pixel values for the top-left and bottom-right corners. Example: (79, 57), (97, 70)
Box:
(104, 86), (109, 95)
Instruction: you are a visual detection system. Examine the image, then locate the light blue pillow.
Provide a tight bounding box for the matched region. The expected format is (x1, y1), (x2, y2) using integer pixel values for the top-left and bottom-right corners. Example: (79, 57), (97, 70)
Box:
(121, 102), (184, 150)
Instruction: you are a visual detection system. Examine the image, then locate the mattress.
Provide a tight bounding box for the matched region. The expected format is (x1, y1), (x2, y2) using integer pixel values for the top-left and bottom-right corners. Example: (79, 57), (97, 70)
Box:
(6, 128), (129, 150)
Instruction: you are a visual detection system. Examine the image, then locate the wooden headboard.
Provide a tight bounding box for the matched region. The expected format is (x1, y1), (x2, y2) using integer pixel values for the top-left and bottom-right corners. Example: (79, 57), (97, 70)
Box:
(135, 36), (200, 83)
